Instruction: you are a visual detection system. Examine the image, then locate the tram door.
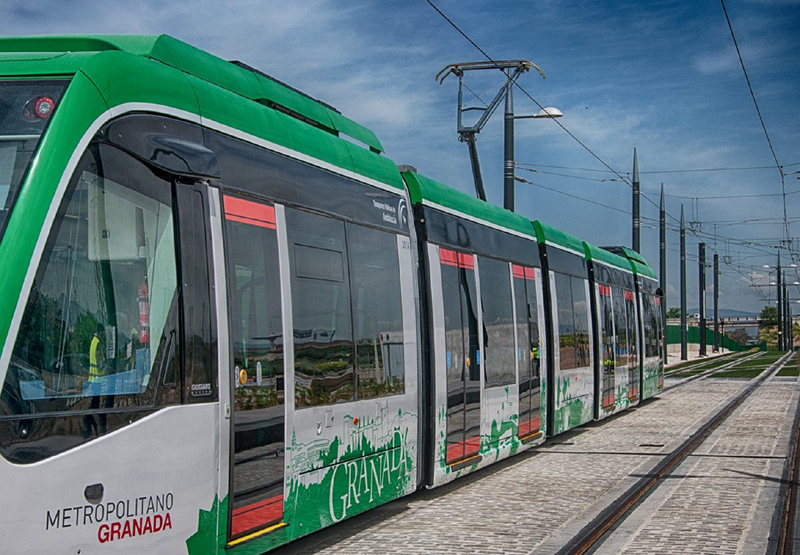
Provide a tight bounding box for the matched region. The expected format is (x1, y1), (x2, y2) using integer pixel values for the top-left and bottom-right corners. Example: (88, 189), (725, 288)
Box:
(514, 265), (542, 440)
(440, 249), (481, 465)
(222, 195), (286, 541)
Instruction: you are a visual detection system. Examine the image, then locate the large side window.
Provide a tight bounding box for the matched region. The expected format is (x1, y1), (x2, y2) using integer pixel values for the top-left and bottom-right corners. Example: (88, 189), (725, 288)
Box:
(286, 208), (405, 407)
(349, 225), (405, 399)
(555, 272), (590, 371)
(479, 257), (515, 388)
(287, 209), (354, 407)
(612, 288), (631, 370)
(1, 143), (180, 462)
(572, 276), (590, 368)
(643, 294), (659, 358)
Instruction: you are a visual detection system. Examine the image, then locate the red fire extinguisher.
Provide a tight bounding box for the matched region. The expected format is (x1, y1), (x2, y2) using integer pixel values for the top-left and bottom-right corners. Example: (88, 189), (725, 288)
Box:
(138, 278), (149, 344)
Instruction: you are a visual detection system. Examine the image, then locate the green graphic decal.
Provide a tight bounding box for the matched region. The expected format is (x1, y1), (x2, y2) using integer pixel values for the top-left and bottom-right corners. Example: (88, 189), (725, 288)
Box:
(186, 495), (226, 555)
(283, 408), (417, 539)
(187, 408), (417, 554)
(554, 374), (592, 434)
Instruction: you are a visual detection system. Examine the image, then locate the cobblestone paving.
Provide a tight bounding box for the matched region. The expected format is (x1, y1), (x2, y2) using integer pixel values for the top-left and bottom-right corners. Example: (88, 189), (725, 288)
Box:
(277, 376), (797, 555)
(596, 377), (798, 555)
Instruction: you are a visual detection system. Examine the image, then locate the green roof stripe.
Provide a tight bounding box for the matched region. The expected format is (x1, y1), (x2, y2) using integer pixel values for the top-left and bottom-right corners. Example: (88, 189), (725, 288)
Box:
(583, 242), (633, 272)
(402, 171), (537, 239)
(631, 259), (658, 280)
(532, 221), (585, 257)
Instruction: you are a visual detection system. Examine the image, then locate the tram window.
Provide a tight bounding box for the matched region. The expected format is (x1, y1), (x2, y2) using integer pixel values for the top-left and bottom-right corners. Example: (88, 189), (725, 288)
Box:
(598, 286), (615, 366)
(349, 225), (405, 399)
(625, 291), (638, 359)
(643, 295), (659, 358)
(572, 276), (590, 368)
(441, 248), (481, 464)
(287, 209), (354, 406)
(612, 288), (631, 369)
(1, 144), (180, 461)
(479, 257), (515, 388)
(223, 195), (284, 405)
(514, 265), (541, 438)
(555, 273), (589, 370)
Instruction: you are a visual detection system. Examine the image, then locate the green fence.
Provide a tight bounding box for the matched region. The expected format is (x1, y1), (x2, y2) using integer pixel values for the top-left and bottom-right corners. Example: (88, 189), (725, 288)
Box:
(666, 325), (753, 352)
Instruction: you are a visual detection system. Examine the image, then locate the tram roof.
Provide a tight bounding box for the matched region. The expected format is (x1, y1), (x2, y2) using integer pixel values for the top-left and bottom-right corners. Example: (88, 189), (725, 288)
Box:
(0, 35), (384, 154)
(532, 220), (585, 258)
(402, 171), (538, 240)
(583, 242), (634, 273)
(599, 245), (658, 280)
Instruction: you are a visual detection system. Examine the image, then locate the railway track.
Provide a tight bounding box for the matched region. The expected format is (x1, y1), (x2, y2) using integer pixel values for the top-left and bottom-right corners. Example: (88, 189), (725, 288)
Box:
(557, 350), (798, 555)
(663, 350), (745, 377)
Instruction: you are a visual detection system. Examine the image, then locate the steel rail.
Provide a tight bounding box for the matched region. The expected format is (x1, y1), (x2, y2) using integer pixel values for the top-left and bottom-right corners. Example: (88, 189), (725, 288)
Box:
(769, 351), (800, 555)
(556, 351), (795, 555)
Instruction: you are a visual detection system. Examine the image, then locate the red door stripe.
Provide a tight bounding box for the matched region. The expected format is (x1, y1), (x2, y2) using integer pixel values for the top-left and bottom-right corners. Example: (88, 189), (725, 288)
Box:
(224, 195), (276, 229)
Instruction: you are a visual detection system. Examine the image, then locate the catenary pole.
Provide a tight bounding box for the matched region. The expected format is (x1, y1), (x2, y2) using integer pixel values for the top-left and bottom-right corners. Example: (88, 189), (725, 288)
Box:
(660, 184), (667, 364)
(503, 82), (515, 211)
(699, 243), (706, 356)
(680, 206), (687, 360)
(632, 148), (640, 253)
(713, 253), (719, 352)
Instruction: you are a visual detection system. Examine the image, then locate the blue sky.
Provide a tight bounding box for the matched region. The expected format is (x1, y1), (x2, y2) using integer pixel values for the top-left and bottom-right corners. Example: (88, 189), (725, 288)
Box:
(3, 0), (799, 314)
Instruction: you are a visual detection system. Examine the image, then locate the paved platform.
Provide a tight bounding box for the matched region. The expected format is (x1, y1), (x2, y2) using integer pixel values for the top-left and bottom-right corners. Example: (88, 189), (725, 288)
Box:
(275, 368), (799, 554)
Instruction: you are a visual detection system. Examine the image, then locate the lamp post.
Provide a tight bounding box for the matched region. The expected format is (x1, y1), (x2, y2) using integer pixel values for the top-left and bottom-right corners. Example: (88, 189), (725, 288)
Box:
(504, 99), (563, 212)
(437, 60), (562, 210)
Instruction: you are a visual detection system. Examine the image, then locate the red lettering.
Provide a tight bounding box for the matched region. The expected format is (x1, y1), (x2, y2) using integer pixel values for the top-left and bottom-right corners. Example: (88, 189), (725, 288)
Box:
(110, 521), (121, 542)
(96, 511), (172, 544)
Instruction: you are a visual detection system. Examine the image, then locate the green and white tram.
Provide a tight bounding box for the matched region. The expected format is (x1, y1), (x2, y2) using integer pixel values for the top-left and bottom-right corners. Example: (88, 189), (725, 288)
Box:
(0, 35), (663, 554)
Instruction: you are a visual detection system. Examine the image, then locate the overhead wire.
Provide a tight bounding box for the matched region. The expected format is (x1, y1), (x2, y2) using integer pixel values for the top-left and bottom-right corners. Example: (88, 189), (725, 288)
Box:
(428, 0), (796, 302)
(720, 0), (791, 248)
(426, 0), (689, 227)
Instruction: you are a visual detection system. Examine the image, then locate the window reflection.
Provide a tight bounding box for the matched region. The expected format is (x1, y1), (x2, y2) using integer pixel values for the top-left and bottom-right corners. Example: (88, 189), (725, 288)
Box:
(287, 209), (405, 407)
(3, 144), (179, 425)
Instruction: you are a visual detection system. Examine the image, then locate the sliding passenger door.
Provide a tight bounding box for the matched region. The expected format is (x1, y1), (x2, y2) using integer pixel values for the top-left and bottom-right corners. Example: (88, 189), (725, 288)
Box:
(439, 249), (481, 465)
(513, 265), (543, 441)
(221, 194), (286, 542)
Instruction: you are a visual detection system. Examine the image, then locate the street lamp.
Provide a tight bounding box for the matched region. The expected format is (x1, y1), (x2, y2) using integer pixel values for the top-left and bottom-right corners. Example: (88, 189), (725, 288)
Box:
(437, 60), (562, 211)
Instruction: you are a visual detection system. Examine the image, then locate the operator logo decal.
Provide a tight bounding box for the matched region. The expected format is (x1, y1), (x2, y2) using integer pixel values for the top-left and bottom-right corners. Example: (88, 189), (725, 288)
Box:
(45, 491), (174, 544)
(398, 197), (408, 230)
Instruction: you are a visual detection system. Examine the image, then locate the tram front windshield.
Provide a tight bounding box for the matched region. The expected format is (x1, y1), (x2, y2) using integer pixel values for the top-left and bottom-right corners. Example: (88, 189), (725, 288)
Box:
(0, 79), (68, 240)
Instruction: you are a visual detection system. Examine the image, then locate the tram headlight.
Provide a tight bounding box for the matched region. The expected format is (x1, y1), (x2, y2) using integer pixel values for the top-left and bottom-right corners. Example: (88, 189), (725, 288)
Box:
(23, 95), (56, 120)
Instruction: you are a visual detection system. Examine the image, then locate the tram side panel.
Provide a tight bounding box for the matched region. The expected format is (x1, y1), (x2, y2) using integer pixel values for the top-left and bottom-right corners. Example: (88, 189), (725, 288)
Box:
(206, 128), (421, 551)
(640, 289), (664, 399)
(403, 171), (547, 489)
(588, 256), (641, 420)
(540, 249), (595, 436)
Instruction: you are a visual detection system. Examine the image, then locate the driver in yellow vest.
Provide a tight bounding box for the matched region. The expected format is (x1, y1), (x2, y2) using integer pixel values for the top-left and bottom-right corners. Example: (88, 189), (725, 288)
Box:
(89, 330), (103, 385)
(84, 326), (104, 437)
